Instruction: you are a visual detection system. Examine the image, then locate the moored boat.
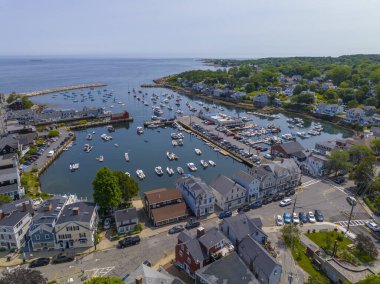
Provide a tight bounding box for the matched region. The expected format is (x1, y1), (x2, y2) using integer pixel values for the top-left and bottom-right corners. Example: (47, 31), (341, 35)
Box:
(155, 166), (164, 176)
(200, 160), (208, 168)
(136, 169), (146, 180)
(177, 167), (184, 175)
(208, 160), (216, 167)
(195, 148), (202, 155)
(187, 163), (197, 172)
(124, 153), (129, 161)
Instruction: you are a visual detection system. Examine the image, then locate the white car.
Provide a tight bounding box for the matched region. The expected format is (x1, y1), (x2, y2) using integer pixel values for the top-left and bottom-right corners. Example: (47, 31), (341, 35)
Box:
(103, 218), (111, 230)
(365, 221), (380, 232)
(275, 215), (284, 226)
(279, 198), (292, 207)
(307, 212), (316, 223)
(292, 212), (300, 225)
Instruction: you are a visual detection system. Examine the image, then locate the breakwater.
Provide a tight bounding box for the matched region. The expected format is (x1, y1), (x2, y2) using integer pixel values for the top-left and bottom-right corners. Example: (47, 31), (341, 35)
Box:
(17, 83), (107, 97)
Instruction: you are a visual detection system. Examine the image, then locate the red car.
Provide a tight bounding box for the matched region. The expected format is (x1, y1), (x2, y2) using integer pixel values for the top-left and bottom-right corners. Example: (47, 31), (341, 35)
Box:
(255, 146), (262, 150)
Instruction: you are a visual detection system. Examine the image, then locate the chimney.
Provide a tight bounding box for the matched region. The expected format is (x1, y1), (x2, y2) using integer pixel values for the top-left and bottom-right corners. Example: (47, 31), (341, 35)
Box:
(197, 227), (205, 238)
(72, 207), (80, 215)
(0, 210), (4, 221)
(44, 203), (52, 212)
(135, 276), (143, 284)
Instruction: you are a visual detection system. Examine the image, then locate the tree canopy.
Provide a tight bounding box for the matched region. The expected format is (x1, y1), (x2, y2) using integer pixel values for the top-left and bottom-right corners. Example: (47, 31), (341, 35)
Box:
(84, 276), (124, 284)
(112, 170), (139, 203)
(92, 167), (122, 209)
(0, 267), (47, 284)
(327, 150), (352, 176)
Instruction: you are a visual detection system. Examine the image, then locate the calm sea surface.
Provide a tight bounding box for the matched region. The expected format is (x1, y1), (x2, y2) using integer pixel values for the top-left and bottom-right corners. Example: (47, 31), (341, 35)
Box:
(0, 58), (351, 199)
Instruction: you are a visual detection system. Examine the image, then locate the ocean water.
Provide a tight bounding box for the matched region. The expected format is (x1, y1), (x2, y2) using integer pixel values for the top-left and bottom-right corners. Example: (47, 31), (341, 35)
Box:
(0, 58), (351, 199)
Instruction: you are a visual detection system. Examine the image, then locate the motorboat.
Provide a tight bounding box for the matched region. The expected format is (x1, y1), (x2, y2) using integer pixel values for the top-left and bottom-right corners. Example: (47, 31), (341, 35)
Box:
(297, 132), (310, 138)
(166, 167), (174, 176)
(187, 163), (197, 172)
(177, 139), (184, 146)
(86, 133), (93, 140)
(208, 160), (216, 167)
(167, 152), (174, 160)
(69, 163), (79, 172)
(155, 166), (164, 176)
(136, 169), (146, 180)
(172, 140), (178, 146)
(177, 167), (184, 175)
(83, 144), (93, 153)
(124, 153), (129, 161)
(96, 155), (104, 162)
(200, 160), (208, 168)
(107, 125), (115, 132)
(194, 148), (202, 155)
(137, 127), (144, 135)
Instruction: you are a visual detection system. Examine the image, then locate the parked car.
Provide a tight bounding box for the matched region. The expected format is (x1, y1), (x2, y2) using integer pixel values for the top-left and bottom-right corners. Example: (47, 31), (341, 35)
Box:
(29, 257), (50, 268)
(307, 211), (316, 223)
(279, 198), (292, 207)
(275, 215), (283, 226)
(52, 253), (74, 264)
(315, 210), (324, 222)
(283, 212), (291, 224)
(285, 189), (296, 197)
(262, 197), (273, 205)
(219, 210), (232, 219)
(143, 260), (152, 267)
(346, 196), (357, 206)
(365, 221), (380, 232)
(334, 176), (345, 184)
(103, 218), (111, 230)
(168, 225), (185, 234)
(118, 236), (141, 248)
(292, 212), (300, 225)
(250, 200), (262, 209)
(264, 154), (273, 160)
(299, 212), (308, 224)
(273, 193), (285, 202)
(237, 205), (251, 213)
(185, 220), (200, 230)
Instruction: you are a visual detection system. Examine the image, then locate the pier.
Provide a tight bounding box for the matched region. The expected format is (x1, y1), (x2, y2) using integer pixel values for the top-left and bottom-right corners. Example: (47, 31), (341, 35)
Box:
(17, 83), (107, 97)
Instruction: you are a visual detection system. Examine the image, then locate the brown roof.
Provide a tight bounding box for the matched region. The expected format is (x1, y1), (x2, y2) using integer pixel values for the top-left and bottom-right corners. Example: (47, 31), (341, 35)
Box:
(144, 188), (182, 204)
(151, 203), (188, 222)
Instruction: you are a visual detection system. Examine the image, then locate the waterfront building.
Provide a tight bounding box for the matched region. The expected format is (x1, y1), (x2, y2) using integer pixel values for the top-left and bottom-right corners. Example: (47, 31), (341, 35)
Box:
(54, 202), (97, 249)
(0, 156), (24, 199)
(175, 227), (231, 278)
(29, 196), (69, 251)
(0, 210), (32, 250)
(176, 175), (214, 218)
(143, 188), (188, 227)
(0, 136), (20, 156)
(314, 103), (344, 117)
(232, 170), (260, 202)
(238, 235), (282, 284)
(253, 93), (270, 107)
(114, 207), (138, 234)
(7, 98), (24, 111)
(271, 141), (306, 161)
(209, 174), (247, 211)
(304, 152), (328, 177)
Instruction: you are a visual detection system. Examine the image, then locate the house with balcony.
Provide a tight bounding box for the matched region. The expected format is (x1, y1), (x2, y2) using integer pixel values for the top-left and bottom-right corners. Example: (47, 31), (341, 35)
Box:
(232, 171), (260, 202)
(314, 103), (344, 117)
(238, 235), (282, 284)
(0, 210), (32, 250)
(209, 175), (247, 211)
(29, 196), (69, 251)
(143, 188), (188, 227)
(176, 175), (214, 218)
(54, 202), (97, 249)
(114, 207), (138, 234)
(175, 227), (232, 278)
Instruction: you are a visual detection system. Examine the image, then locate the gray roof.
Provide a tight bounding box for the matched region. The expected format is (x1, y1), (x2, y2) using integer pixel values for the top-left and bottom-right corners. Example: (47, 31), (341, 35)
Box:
(221, 214), (266, 242)
(0, 198), (33, 214)
(0, 158), (15, 168)
(56, 202), (96, 225)
(196, 251), (259, 284)
(0, 135), (19, 150)
(199, 227), (226, 250)
(210, 175), (246, 196)
(0, 183), (19, 195)
(115, 207), (138, 223)
(238, 235), (282, 280)
(0, 167), (18, 176)
(186, 238), (208, 262)
(233, 171), (255, 185)
(277, 141), (305, 154)
(32, 196), (67, 225)
(124, 264), (183, 284)
(177, 175), (213, 198)
(0, 211), (30, 227)
(178, 230), (192, 243)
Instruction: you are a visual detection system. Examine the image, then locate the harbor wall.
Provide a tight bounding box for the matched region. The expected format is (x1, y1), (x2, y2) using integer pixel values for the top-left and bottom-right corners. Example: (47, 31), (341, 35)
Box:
(16, 83), (107, 97)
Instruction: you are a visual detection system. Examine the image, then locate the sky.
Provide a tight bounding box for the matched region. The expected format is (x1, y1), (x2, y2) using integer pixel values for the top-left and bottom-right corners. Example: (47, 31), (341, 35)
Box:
(0, 0), (379, 58)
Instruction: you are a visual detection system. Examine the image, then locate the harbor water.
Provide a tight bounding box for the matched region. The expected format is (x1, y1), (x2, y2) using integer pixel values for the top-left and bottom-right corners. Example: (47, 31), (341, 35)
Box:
(0, 58), (352, 199)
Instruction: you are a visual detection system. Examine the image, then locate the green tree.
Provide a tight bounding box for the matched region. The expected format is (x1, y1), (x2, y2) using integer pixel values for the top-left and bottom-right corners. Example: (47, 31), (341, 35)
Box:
(371, 138), (380, 156)
(93, 167), (121, 209)
(351, 155), (376, 195)
(357, 274), (380, 284)
(347, 99), (359, 108)
(84, 277), (123, 284)
(0, 195), (12, 205)
(327, 150), (352, 176)
(281, 224), (300, 248)
(112, 171), (139, 203)
(326, 65), (352, 85)
(48, 130), (60, 137)
(370, 67), (380, 84)
(348, 145), (374, 164)
(0, 267), (47, 284)
(305, 275), (328, 284)
(355, 233), (378, 259)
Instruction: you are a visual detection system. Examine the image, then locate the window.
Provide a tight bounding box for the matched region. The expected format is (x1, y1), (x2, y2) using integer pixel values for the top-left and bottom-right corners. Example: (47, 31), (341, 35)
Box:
(8, 235), (12, 240)
(35, 235), (40, 240)
(179, 250), (183, 257)
(79, 233), (86, 238)
(187, 257), (191, 264)
(45, 234), (50, 239)
(79, 239), (87, 244)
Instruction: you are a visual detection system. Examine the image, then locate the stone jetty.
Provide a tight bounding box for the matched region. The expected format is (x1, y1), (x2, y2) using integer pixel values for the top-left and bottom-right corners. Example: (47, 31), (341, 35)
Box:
(17, 83), (107, 97)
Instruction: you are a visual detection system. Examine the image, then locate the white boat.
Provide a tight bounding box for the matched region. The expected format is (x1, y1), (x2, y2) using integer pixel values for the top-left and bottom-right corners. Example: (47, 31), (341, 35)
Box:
(155, 166), (164, 176)
(114, 143), (119, 147)
(187, 163), (197, 172)
(166, 167), (174, 176)
(96, 155), (104, 162)
(137, 127), (144, 135)
(136, 169), (146, 180)
(195, 148), (202, 155)
(200, 160), (208, 168)
(83, 144), (93, 153)
(147, 124), (159, 128)
(69, 163), (79, 172)
(297, 132), (310, 138)
(172, 140), (178, 146)
(124, 153), (129, 161)
(177, 167), (184, 175)
(208, 160), (216, 167)
(86, 133), (93, 140)
(166, 151), (174, 160)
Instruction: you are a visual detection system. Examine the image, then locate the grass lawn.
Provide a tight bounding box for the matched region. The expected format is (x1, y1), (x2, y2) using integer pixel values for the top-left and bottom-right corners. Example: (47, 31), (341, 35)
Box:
(364, 196), (377, 214)
(290, 241), (329, 283)
(305, 231), (352, 252)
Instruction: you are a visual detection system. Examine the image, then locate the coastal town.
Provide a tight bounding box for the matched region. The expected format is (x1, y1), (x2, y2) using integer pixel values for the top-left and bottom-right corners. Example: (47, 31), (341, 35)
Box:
(0, 53), (380, 284)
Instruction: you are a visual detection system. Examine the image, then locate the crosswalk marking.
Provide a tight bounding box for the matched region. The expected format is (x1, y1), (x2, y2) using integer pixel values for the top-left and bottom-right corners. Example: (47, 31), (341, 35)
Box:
(84, 266), (115, 278)
(334, 219), (371, 227)
(302, 178), (321, 188)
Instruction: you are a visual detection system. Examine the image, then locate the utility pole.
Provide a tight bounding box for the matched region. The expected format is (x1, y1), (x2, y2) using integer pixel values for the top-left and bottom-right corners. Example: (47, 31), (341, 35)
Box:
(291, 195), (297, 223)
(346, 201), (356, 234)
